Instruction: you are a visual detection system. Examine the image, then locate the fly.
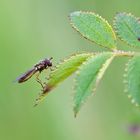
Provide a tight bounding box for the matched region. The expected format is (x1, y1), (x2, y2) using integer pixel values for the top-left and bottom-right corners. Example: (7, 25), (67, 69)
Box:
(16, 57), (53, 88)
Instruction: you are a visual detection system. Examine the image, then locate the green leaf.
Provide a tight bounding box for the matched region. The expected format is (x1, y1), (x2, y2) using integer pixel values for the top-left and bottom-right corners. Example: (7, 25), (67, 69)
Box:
(70, 11), (117, 50)
(114, 13), (140, 47)
(35, 53), (93, 106)
(124, 55), (140, 106)
(74, 52), (114, 116)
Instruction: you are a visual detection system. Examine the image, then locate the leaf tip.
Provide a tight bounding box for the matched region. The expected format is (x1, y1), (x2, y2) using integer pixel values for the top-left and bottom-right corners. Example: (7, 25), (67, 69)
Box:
(73, 107), (79, 118)
(34, 85), (52, 106)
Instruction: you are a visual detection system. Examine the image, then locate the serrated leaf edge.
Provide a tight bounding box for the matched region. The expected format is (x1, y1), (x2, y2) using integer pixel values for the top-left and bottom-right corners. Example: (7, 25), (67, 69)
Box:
(69, 11), (117, 50)
(49, 52), (94, 78)
(123, 57), (140, 107)
(113, 12), (140, 48)
(73, 52), (115, 116)
(34, 52), (94, 106)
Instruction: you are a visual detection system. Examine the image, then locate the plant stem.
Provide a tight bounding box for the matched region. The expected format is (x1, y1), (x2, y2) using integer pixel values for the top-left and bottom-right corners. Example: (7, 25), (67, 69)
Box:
(113, 50), (135, 57)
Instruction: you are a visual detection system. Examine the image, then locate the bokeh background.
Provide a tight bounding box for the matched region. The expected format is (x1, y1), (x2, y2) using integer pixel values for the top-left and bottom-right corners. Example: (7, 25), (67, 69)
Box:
(1, 0), (140, 140)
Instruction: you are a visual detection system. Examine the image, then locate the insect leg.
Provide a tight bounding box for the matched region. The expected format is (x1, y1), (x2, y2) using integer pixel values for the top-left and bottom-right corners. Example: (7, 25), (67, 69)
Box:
(35, 72), (44, 89)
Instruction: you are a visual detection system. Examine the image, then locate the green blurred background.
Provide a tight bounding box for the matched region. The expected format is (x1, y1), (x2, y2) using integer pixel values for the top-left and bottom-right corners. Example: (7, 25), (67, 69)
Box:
(1, 0), (140, 140)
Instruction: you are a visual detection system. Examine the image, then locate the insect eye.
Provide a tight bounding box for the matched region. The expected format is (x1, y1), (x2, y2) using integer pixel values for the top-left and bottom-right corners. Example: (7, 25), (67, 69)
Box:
(47, 63), (52, 66)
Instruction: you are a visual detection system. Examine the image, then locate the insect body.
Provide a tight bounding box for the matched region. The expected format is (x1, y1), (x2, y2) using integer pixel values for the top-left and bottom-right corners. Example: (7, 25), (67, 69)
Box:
(16, 57), (53, 87)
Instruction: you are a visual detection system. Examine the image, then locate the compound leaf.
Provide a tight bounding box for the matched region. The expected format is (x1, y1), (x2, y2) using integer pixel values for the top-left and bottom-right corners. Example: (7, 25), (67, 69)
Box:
(70, 11), (117, 50)
(74, 52), (114, 116)
(125, 55), (140, 106)
(114, 13), (140, 47)
(35, 53), (93, 105)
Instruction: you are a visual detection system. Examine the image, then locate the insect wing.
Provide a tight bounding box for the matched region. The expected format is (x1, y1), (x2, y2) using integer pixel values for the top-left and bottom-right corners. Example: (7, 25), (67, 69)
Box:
(16, 68), (37, 83)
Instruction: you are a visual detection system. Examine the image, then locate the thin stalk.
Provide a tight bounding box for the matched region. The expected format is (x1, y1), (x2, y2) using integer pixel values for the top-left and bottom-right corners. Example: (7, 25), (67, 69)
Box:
(112, 50), (135, 57)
